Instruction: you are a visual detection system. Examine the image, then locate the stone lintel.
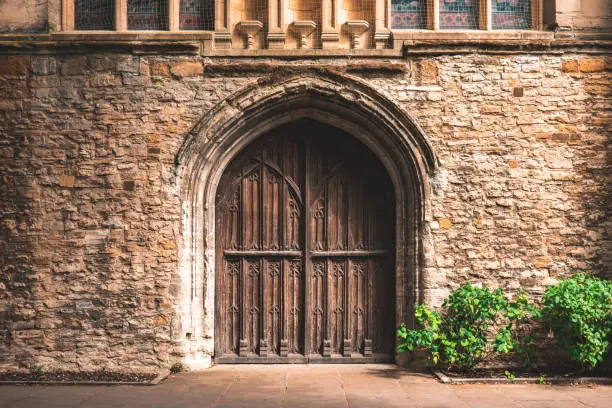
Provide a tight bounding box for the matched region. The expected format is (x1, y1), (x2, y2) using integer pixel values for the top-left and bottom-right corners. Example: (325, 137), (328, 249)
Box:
(0, 32), (610, 56)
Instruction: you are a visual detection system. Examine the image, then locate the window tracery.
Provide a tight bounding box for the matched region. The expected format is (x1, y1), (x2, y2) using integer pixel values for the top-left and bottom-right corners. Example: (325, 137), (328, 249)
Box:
(67, 0), (541, 49)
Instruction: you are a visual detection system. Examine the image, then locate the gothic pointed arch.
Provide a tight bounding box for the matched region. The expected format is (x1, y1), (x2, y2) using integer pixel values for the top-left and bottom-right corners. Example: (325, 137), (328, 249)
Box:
(175, 72), (438, 368)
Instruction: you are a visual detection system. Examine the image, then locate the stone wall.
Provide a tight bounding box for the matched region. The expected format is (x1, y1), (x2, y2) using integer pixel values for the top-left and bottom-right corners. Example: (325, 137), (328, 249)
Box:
(0, 0), (49, 33)
(555, 0), (612, 31)
(0, 51), (610, 372)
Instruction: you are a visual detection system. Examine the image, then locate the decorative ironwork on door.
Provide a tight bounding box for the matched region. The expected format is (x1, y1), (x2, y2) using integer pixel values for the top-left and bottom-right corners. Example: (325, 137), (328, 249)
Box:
(215, 120), (394, 363)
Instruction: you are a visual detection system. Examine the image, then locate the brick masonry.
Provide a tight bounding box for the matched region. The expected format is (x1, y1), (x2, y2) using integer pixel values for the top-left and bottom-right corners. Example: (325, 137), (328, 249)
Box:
(0, 52), (610, 372)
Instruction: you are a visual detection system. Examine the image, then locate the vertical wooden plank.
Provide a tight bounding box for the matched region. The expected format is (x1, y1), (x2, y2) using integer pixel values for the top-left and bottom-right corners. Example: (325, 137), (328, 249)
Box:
(326, 257), (334, 355)
(239, 257), (248, 355)
(288, 259), (303, 354)
(250, 259), (262, 354)
(332, 259), (345, 354)
(303, 139), (312, 357)
(228, 260), (240, 354)
(365, 258), (374, 357)
(261, 258), (270, 356)
(312, 261), (325, 355)
(358, 260), (366, 354)
(343, 258), (352, 357)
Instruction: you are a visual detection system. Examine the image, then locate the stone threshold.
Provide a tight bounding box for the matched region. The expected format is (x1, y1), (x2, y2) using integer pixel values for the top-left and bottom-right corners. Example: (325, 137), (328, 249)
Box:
(433, 370), (612, 385)
(0, 369), (170, 386)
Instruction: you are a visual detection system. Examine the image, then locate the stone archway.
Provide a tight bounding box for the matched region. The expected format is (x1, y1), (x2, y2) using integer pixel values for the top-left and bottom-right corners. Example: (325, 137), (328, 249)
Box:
(175, 72), (438, 369)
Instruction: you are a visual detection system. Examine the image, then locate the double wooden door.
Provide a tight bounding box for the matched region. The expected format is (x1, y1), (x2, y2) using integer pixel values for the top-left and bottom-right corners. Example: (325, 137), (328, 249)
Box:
(215, 120), (395, 363)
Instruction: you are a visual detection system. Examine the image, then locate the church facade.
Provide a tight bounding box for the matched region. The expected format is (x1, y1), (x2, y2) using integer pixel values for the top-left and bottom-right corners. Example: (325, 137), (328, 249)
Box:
(0, 0), (609, 372)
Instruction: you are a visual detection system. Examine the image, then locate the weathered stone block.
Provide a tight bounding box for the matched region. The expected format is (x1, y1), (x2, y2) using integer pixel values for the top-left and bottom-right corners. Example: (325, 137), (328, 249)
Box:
(87, 55), (116, 72)
(579, 58), (605, 73)
(170, 62), (203, 78)
(0, 55), (30, 75)
(151, 63), (170, 77)
(61, 57), (88, 76)
(90, 73), (122, 87)
(31, 57), (58, 75)
(438, 218), (452, 229)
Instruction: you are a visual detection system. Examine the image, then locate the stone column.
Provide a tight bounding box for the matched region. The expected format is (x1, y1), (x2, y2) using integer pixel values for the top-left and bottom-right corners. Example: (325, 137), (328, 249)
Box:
(215, 0), (232, 48)
(321, 0), (340, 48)
(430, 0), (440, 30)
(374, 0), (391, 49)
(61, 0), (75, 31)
(268, 0), (286, 48)
(481, 0), (492, 30)
(532, 0), (543, 30)
(116, 0), (127, 31)
(169, 0), (180, 31)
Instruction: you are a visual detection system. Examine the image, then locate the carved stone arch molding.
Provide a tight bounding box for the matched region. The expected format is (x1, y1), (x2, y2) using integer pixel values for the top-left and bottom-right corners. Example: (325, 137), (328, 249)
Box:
(175, 72), (438, 369)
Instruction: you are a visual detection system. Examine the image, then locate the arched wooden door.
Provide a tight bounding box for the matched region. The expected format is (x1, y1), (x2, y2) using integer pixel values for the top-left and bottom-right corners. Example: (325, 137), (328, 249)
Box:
(215, 120), (395, 363)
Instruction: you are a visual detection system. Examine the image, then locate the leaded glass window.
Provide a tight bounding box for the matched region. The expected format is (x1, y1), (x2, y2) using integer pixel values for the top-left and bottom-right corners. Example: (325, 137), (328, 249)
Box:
(391, 0), (427, 29)
(128, 0), (169, 30)
(180, 0), (215, 30)
(492, 0), (531, 29)
(75, 0), (115, 30)
(439, 0), (478, 29)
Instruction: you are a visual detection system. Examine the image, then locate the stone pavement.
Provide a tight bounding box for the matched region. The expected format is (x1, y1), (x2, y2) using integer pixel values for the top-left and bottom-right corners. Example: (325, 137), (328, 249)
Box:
(0, 364), (610, 408)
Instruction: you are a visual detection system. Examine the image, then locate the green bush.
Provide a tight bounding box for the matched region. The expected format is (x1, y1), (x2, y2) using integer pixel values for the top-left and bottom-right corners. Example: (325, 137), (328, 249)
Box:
(397, 283), (508, 370)
(493, 290), (542, 368)
(541, 273), (612, 370)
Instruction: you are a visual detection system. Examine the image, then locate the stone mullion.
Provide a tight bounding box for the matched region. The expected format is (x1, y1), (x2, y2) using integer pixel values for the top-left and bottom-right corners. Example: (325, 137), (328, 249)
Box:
(481, 0), (491, 30)
(429, 0), (439, 30)
(374, 0), (391, 49)
(214, 0), (233, 48)
(374, 0), (388, 31)
(169, 0), (180, 31)
(321, 0), (330, 31)
(267, 0), (285, 48)
(214, 0), (230, 30)
(267, 0), (278, 30)
(321, 0), (340, 48)
(531, 0), (543, 30)
(329, 0), (339, 31)
(116, 0), (127, 31)
(62, 0), (75, 31)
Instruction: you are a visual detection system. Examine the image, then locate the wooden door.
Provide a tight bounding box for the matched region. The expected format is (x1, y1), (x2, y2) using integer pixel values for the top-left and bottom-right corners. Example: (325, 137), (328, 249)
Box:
(215, 120), (394, 363)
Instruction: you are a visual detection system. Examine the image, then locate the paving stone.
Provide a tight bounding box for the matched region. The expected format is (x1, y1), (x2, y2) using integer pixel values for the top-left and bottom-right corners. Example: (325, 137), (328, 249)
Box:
(0, 365), (610, 407)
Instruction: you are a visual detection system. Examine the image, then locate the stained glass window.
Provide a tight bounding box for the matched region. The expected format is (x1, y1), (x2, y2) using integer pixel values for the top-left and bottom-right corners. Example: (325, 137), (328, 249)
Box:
(180, 0), (215, 30)
(128, 0), (169, 30)
(439, 0), (478, 29)
(492, 0), (531, 29)
(75, 0), (115, 30)
(391, 0), (427, 29)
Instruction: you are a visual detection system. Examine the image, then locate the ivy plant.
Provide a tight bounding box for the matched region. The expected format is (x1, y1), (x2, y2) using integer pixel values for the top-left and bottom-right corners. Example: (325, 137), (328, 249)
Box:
(541, 273), (612, 371)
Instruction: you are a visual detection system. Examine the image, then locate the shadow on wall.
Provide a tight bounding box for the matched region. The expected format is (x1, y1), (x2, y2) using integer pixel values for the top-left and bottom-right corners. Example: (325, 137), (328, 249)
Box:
(0, 0), (49, 33)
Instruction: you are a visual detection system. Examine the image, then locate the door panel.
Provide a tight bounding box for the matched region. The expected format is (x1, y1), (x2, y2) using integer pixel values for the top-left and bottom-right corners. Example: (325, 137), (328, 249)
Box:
(215, 120), (394, 363)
